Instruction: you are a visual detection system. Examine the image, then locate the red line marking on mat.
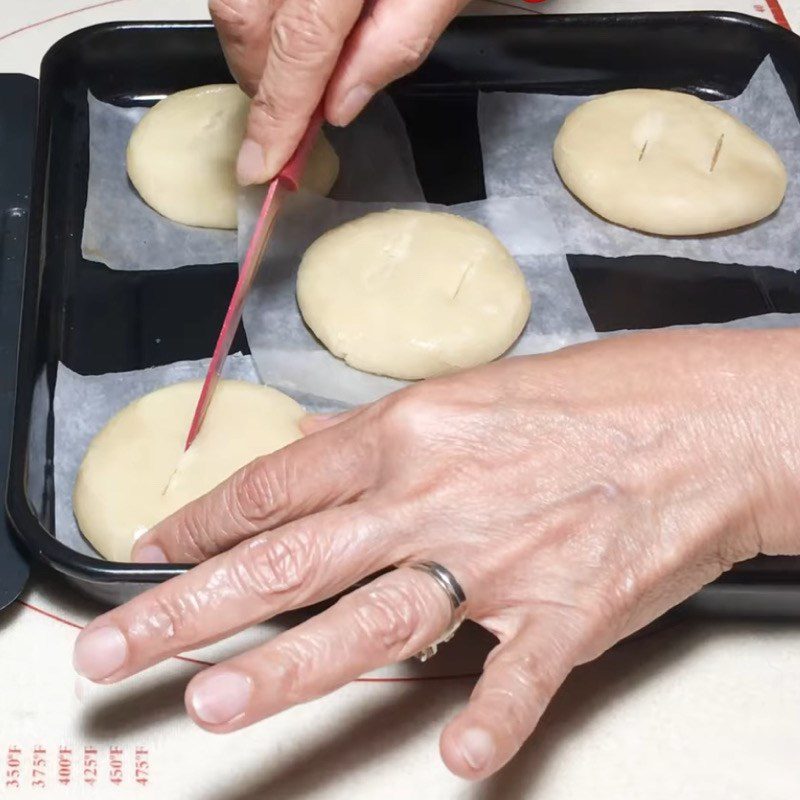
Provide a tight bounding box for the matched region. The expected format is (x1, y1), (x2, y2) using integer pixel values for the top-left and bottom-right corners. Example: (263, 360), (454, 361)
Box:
(0, 0), (130, 44)
(18, 599), (83, 630)
(765, 0), (791, 28)
(15, 599), (478, 682)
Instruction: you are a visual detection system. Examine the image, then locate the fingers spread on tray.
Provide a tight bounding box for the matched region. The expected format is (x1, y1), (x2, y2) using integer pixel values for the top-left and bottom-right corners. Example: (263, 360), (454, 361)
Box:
(184, 567), (451, 730)
(74, 504), (395, 683)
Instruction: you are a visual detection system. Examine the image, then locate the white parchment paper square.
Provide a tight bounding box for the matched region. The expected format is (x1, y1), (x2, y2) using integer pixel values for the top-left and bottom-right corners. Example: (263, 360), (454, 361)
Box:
(478, 58), (800, 271)
(81, 91), (424, 271)
(81, 93), (237, 271)
(239, 190), (595, 412)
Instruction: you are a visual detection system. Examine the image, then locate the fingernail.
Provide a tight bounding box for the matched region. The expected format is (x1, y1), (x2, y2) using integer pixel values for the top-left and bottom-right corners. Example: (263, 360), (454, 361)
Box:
(73, 626), (128, 681)
(190, 671), (253, 725)
(459, 728), (495, 772)
(236, 138), (268, 186)
(333, 84), (373, 127)
(132, 544), (169, 564)
(262, 147), (286, 185)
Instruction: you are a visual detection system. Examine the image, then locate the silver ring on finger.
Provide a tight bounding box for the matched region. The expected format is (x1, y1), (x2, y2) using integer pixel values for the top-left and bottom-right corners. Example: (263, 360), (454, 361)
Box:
(407, 560), (467, 662)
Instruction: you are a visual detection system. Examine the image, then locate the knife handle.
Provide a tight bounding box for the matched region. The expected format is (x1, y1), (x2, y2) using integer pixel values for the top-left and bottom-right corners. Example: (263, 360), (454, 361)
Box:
(278, 104), (325, 191)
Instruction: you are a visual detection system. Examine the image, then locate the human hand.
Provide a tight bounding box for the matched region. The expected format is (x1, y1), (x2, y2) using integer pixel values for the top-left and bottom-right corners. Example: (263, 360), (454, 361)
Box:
(209, 0), (469, 185)
(73, 329), (800, 779)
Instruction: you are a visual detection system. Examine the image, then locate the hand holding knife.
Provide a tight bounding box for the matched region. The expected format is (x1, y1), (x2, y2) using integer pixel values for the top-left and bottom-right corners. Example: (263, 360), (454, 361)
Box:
(184, 107), (324, 450)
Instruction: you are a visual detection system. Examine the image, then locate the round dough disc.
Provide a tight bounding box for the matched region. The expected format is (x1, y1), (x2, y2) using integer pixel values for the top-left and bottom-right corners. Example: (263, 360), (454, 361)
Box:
(296, 210), (531, 380)
(126, 84), (340, 229)
(553, 89), (787, 236)
(73, 380), (304, 561)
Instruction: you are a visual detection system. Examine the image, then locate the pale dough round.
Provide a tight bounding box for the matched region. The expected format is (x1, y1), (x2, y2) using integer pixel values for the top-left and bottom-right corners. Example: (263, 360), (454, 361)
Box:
(553, 89), (787, 236)
(296, 210), (531, 380)
(126, 84), (340, 229)
(73, 380), (304, 561)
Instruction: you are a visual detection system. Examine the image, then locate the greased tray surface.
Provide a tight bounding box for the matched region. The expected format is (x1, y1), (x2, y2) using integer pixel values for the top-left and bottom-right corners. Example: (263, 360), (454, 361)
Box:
(7, 14), (800, 611)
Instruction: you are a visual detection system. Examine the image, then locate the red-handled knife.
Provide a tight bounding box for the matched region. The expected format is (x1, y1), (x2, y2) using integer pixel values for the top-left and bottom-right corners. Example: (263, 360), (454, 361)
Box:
(184, 108), (324, 450)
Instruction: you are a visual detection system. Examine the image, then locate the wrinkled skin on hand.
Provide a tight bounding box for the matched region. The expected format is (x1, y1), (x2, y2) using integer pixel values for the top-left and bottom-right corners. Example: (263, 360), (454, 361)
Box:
(74, 330), (800, 779)
(208, 0), (470, 184)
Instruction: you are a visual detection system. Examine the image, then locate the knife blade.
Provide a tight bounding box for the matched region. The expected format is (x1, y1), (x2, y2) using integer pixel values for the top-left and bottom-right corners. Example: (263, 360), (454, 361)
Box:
(184, 108), (324, 450)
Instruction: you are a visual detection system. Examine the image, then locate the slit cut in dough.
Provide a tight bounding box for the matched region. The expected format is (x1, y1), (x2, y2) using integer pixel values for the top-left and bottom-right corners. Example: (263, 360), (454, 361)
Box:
(126, 84), (340, 229)
(296, 209), (531, 381)
(553, 89), (787, 236)
(73, 380), (304, 562)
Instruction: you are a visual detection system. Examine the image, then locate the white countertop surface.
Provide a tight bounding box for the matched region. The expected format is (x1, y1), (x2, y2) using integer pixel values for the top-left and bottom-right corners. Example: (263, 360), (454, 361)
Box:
(1, 2), (799, 798)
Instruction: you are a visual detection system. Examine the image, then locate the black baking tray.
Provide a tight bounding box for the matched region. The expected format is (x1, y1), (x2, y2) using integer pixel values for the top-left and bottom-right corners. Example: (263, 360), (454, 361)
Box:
(0, 74), (36, 611)
(7, 13), (800, 613)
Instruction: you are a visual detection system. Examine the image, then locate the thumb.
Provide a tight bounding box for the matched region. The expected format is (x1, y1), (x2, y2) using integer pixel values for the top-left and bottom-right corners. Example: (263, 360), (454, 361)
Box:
(236, 0), (364, 185)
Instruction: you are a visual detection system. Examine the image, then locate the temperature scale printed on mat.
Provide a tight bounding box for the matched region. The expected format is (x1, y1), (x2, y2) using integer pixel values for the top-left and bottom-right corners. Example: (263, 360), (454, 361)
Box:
(4, 745), (151, 791)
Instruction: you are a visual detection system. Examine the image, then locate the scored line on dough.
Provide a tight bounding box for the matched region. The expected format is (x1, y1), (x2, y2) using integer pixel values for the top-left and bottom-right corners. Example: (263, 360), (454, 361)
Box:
(637, 140), (648, 162)
(161, 466), (180, 497)
(710, 133), (725, 172)
(451, 264), (475, 300)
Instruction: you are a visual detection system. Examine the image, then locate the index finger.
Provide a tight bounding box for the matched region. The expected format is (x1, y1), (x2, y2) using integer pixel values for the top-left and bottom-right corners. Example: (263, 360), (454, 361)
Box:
(236, 0), (364, 185)
(209, 0), (281, 96)
(132, 411), (374, 564)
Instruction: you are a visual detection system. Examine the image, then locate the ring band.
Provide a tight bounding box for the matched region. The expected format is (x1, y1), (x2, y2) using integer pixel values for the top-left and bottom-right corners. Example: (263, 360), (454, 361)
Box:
(408, 560), (467, 662)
